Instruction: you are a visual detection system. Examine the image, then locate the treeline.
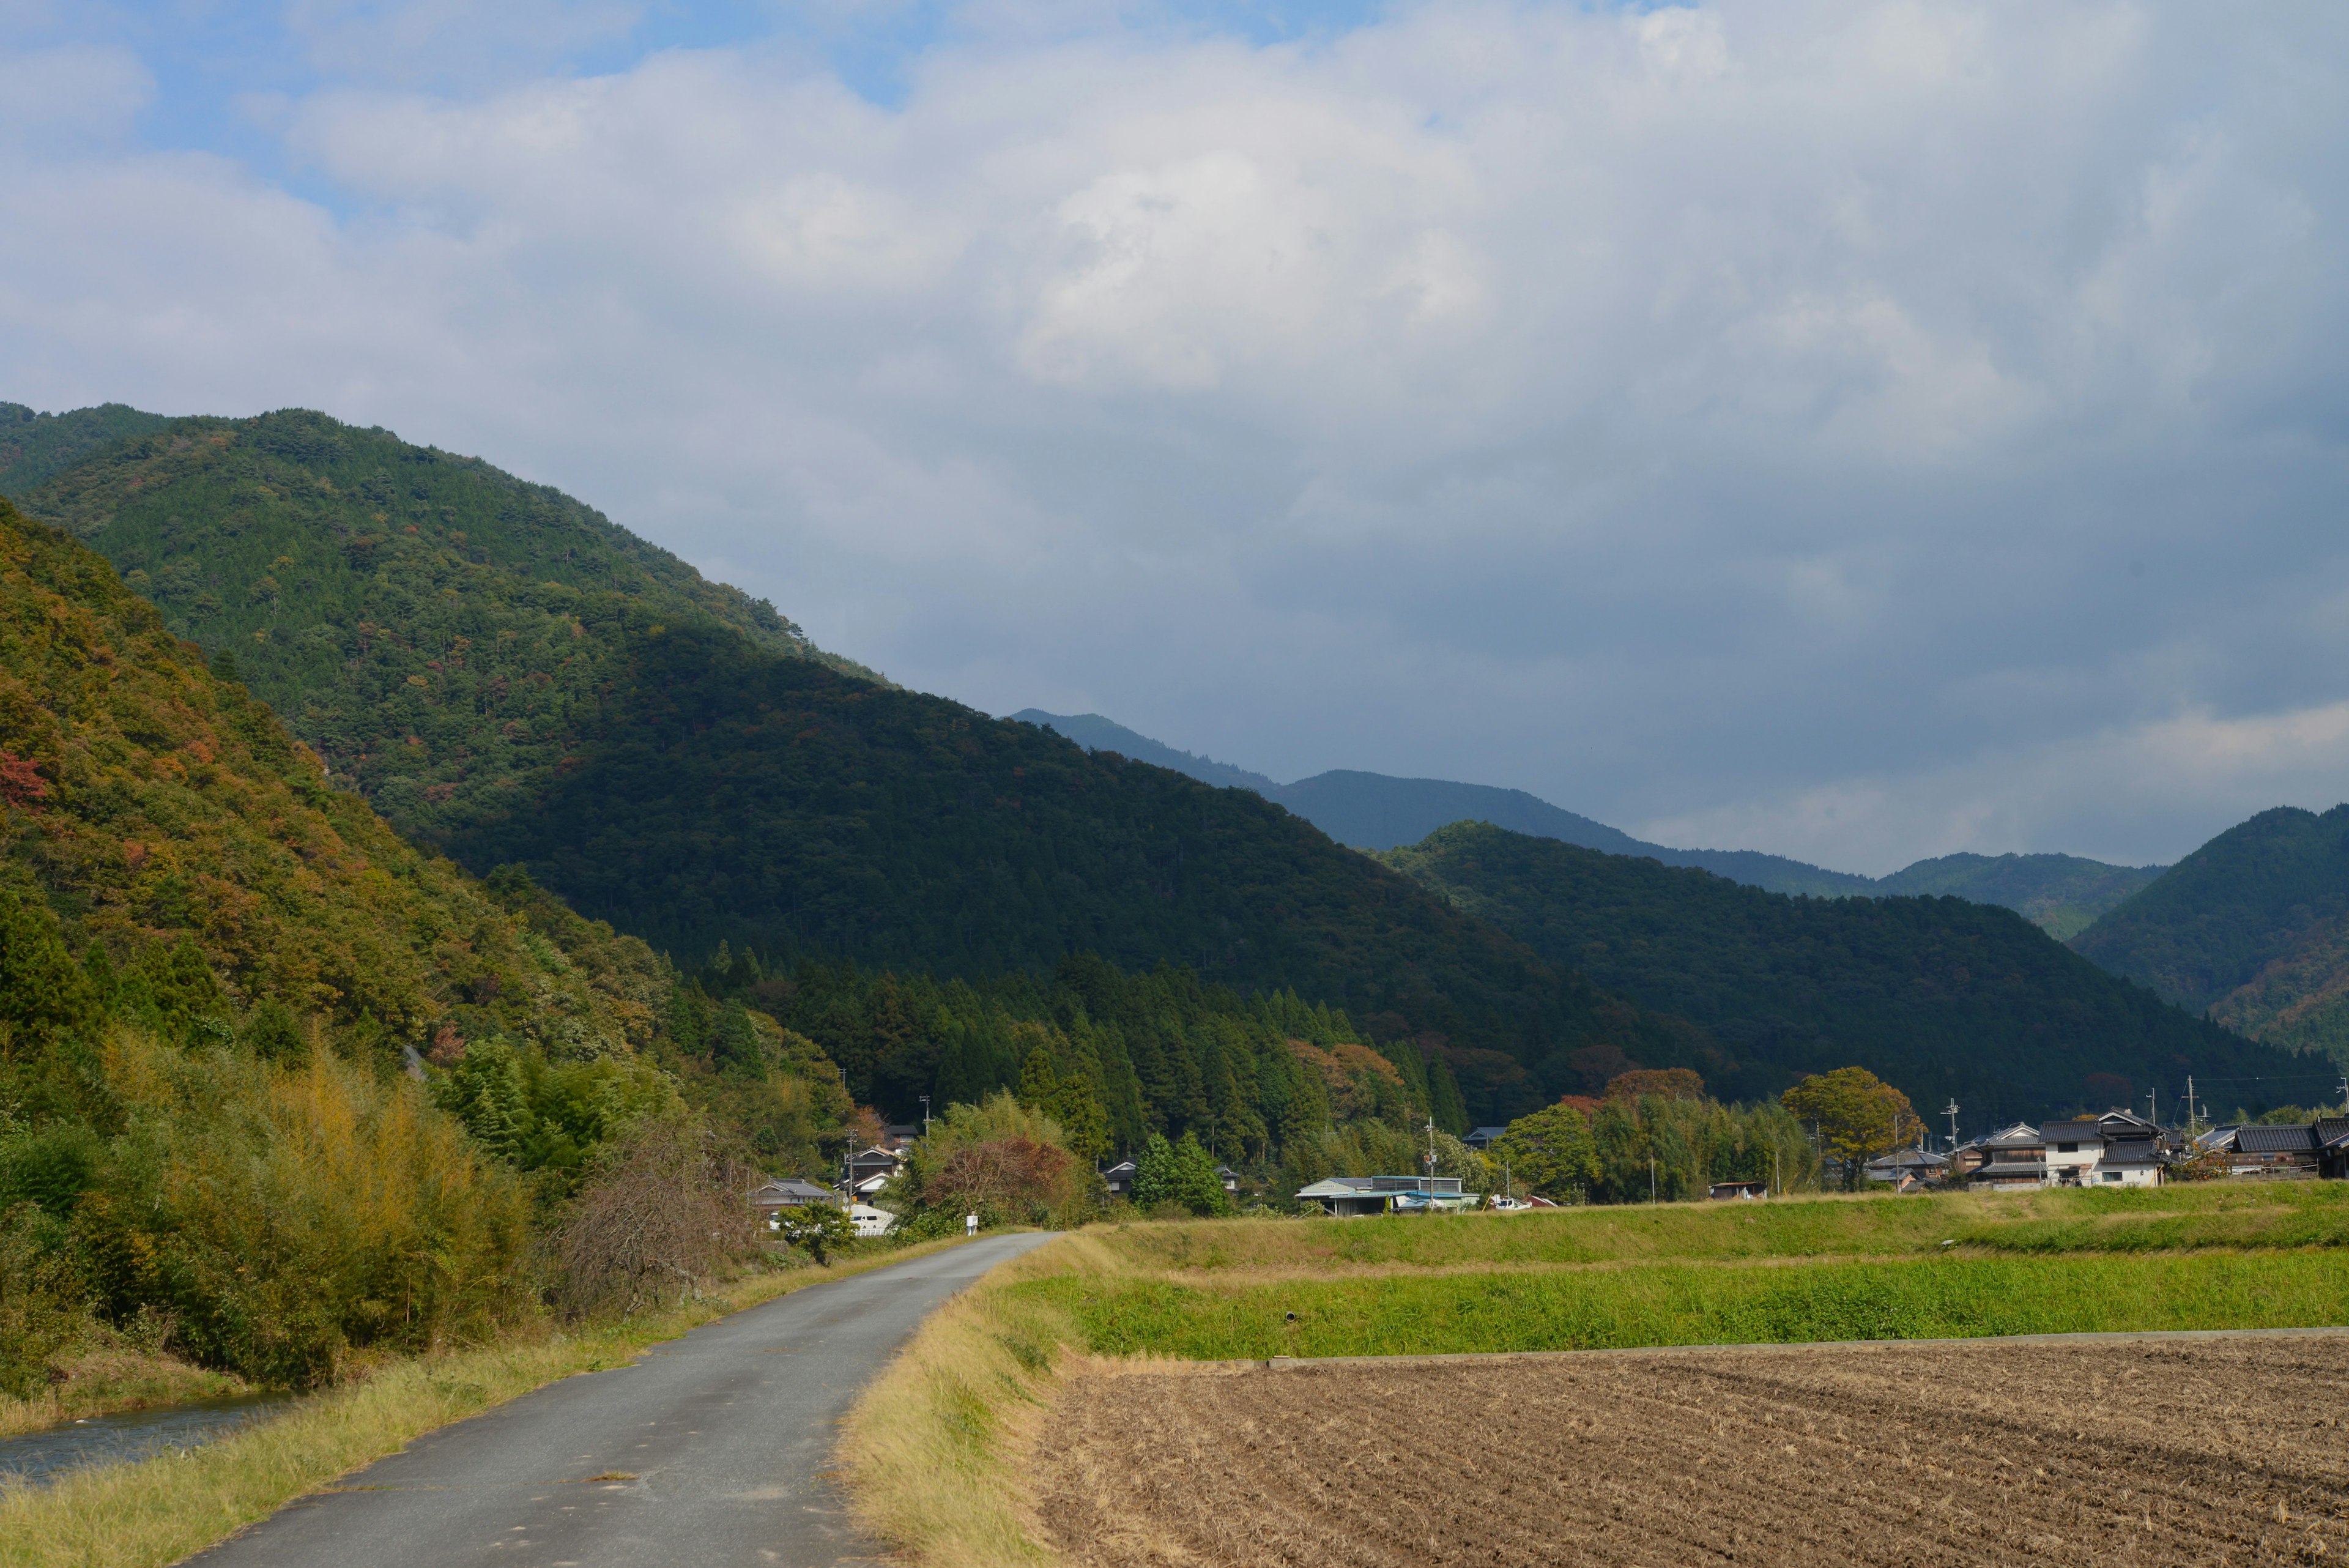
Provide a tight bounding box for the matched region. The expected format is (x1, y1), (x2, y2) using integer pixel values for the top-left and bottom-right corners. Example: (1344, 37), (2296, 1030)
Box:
(1490, 1087), (1821, 1205)
(683, 948), (1472, 1164)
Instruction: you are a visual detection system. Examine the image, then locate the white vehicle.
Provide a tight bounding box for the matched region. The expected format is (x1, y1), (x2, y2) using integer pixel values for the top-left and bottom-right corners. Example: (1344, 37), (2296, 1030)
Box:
(1487, 1196), (1533, 1213)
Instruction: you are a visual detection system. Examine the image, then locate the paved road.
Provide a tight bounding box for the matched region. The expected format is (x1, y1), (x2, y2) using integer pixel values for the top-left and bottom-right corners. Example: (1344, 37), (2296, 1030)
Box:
(190, 1233), (1059, 1568)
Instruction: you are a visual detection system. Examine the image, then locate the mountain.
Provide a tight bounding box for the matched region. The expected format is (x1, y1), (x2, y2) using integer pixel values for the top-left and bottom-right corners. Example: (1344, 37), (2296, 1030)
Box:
(0, 492), (659, 1061)
(0, 401), (171, 499)
(1015, 710), (2156, 926)
(2073, 806), (2349, 1068)
(9, 406), (1693, 1124)
(1005, 710), (1278, 791)
(1381, 821), (2309, 1124)
(1877, 853), (2164, 942)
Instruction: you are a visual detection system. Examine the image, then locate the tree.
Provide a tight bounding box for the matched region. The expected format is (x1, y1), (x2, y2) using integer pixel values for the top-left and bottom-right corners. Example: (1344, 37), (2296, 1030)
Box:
(1132, 1131), (1229, 1216)
(1490, 1102), (1598, 1202)
(1604, 1068), (1704, 1102)
(1781, 1066), (1922, 1188)
(776, 1201), (854, 1266)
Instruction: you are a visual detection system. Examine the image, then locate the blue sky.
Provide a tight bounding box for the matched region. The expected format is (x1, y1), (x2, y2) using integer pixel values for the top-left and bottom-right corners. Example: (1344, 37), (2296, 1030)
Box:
(4, 1), (2348, 874)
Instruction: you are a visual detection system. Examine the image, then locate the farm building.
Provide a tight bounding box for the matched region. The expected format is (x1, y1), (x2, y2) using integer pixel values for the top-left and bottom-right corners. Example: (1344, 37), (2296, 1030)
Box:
(1296, 1175), (1468, 1217)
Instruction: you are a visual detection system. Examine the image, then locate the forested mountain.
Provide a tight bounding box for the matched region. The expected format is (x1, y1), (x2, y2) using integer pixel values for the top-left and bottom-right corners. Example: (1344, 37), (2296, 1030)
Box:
(1018, 710), (2157, 927)
(2073, 805), (2349, 1066)
(1381, 822), (2313, 1124)
(1876, 853), (2164, 941)
(0, 401), (169, 498)
(8, 406), (1691, 1123)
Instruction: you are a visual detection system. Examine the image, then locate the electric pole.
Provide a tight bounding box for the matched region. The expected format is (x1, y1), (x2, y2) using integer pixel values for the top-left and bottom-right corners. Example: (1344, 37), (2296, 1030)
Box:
(1944, 1099), (1960, 1153)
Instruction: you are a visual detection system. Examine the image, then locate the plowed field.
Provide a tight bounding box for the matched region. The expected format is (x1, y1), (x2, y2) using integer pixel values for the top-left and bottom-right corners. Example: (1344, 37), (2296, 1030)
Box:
(1029, 1332), (2349, 1566)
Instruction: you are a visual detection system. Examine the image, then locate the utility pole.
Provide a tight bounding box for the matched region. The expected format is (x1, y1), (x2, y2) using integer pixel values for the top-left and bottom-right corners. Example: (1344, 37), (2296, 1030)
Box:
(1944, 1099), (1961, 1153)
(2182, 1077), (2199, 1136)
(919, 1094), (930, 1136)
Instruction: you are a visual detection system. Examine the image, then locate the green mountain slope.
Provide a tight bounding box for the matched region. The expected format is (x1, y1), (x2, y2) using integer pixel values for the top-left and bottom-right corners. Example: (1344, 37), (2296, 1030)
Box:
(1877, 853), (2165, 941)
(1018, 710), (2156, 924)
(2072, 805), (2349, 1065)
(10, 407), (1685, 1123)
(1382, 822), (2312, 1124)
(0, 401), (170, 498)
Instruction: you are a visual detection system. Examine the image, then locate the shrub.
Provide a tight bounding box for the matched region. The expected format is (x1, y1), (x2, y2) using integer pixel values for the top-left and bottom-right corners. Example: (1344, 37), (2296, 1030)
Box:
(547, 1121), (759, 1318)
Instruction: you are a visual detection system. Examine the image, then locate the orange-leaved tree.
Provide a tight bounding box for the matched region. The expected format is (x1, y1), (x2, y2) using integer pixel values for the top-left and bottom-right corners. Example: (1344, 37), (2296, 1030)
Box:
(1780, 1066), (1922, 1188)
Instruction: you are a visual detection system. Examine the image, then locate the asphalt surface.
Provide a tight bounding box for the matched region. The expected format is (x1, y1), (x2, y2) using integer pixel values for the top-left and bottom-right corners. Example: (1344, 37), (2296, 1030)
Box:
(188, 1232), (1058, 1568)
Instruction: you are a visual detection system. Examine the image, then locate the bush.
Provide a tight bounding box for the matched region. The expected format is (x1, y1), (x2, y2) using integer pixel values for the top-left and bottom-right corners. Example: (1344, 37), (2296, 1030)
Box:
(548, 1121), (760, 1318)
(881, 1091), (1094, 1232)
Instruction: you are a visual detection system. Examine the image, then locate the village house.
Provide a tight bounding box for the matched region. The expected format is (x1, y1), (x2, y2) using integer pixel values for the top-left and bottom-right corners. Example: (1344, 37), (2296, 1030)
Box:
(1863, 1148), (1946, 1187)
(843, 1144), (904, 1199)
(2199, 1120), (2349, 1178)
(1961, 1123), (2049, 1189)
(749, 1176), (841, 1228)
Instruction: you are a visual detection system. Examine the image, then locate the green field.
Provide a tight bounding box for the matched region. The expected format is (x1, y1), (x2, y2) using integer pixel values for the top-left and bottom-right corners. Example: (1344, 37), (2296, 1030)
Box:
(1022, 1186), (2349, 1359)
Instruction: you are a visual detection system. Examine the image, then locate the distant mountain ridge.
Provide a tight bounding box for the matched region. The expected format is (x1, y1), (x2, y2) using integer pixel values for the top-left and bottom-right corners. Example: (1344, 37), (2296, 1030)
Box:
(1011, 710), (2162, 934)
(2073, 804), (2349, 1068)
(1380, 822), (2306, 1124)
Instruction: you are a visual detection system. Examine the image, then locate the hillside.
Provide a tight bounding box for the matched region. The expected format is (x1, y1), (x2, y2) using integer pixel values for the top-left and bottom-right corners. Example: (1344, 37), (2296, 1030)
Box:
(0, 492), (659, 1061)
(0, 401), (169, 498)
(1015, 710), (2156, 926)
(1381, 822), (2314, 1123)
(2073, 805), (2349, 1065)
(9, 407), (1685, 1124)
(0, 494), (692, 1384)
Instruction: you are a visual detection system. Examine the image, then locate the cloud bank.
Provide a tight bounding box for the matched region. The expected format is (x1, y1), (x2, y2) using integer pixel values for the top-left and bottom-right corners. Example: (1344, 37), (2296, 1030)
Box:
(2, 0), (2346, 872)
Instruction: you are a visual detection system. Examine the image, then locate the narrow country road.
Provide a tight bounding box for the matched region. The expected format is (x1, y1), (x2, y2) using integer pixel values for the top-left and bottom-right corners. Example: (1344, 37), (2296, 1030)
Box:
(188, 1232), (1059, 1568)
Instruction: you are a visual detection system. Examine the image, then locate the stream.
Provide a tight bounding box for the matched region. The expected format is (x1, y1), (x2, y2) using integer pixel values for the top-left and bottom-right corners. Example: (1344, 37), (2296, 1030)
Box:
(0, 1393), (297, 1487)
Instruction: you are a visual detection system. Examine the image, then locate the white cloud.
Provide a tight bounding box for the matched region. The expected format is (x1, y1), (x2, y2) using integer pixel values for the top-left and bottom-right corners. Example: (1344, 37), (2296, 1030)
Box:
(2, 0), (2347, 868)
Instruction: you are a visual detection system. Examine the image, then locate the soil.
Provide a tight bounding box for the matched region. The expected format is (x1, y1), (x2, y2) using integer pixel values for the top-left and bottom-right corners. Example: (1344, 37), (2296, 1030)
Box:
(1028, 1334), (2349, 1566)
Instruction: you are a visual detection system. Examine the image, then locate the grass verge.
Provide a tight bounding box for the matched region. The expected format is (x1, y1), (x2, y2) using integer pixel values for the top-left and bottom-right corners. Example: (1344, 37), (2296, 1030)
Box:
(1023, 1248), (2349, 1359)
(839, 1235), (1098, 1568)
(0, 1237), (973, 1568)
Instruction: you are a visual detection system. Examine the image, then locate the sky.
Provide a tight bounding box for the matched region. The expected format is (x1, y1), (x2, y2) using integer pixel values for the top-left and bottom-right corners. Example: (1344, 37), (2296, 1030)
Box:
(3, 1), (2347, 875)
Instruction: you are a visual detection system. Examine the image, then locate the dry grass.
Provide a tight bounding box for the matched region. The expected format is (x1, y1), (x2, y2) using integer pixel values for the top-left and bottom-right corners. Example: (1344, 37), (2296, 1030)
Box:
(838, 1235), (1112, 1568)
(0, 1237), (973, 1568)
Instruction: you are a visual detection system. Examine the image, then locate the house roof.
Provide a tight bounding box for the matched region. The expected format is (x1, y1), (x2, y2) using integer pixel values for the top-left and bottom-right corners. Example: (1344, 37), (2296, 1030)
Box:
(752, 1178), (839, 1202)
(1295, 1177), (1382, 1198)
(2101, 1140), (2161, 1164)
(1970, 1161), (2049, 1178)
(1980, 1123), (2044, 1148)
(2235, 1124), (2321, 1154)
(2039, 1120), (2105, 1143)
(2098, 1110), (2160, 1135)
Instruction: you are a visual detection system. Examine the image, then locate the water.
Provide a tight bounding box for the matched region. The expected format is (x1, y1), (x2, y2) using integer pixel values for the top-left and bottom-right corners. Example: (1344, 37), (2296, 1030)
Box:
(0, 1393), (297, 1486)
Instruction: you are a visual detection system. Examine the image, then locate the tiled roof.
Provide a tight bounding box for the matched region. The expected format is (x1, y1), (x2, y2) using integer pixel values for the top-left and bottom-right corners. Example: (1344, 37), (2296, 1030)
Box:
(2234, 1124), (2320, 1154)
